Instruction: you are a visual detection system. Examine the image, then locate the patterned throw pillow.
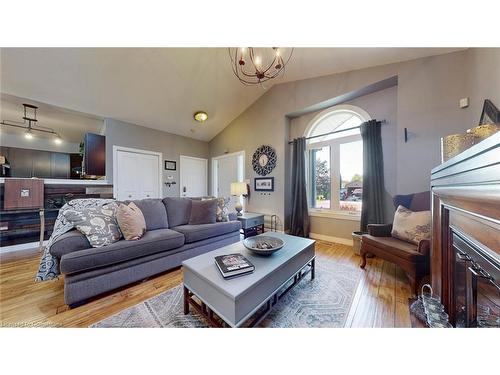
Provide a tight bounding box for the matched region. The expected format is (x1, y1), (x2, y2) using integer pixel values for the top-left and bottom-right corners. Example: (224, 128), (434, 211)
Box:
(63, 202), (122, 247)
(391, 205), (431, 245)
(216, 197), (230, 222)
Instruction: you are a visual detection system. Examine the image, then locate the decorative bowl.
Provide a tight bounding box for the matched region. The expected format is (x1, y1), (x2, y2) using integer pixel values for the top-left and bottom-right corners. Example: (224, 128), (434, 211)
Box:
(243, 235), (285, 255)
(467, 123), (500, 143)
(441, 133), (475, 163)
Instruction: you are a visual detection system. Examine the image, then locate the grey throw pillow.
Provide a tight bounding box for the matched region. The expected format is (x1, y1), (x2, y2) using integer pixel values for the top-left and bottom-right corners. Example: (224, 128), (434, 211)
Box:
(63, 202), (122, 247)
(188, 199), (217, 225)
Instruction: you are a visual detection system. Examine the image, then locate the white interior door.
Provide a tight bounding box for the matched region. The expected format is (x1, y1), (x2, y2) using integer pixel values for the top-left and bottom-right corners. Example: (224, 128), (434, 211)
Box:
(114, 147), (161, 201)
(140, 153), (161, 199)
(217, 156), (238, 197)
(180, 155), (207, 197)
(212, 151), (244, 210)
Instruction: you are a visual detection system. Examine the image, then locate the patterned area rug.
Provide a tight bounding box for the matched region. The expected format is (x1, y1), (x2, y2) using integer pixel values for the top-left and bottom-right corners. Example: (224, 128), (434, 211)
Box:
(91, 255), (362, 328)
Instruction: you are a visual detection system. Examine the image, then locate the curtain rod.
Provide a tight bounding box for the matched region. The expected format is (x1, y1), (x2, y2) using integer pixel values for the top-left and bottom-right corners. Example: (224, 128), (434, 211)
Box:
(288, 119), (386, 144)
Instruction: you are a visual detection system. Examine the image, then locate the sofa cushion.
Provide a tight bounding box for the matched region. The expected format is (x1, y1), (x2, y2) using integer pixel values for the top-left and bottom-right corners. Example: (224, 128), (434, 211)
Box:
(163, 197), (192, 227)
(362, 235), (426, 262)
(173, 221), (241, 243)
(130, 199), (168, 230)
(117, 202), (147, 240)
(188, 199), (217, 225)
(50, 230), (91, 258)
(60, 228), (184, 274)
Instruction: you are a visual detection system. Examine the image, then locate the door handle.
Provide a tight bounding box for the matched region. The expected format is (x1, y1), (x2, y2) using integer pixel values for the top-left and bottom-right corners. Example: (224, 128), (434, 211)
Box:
(128, 195), (132, 198)
(457, 252), (472, 261)
(146, 194), (150, 197)
(183, 186), (187, 193)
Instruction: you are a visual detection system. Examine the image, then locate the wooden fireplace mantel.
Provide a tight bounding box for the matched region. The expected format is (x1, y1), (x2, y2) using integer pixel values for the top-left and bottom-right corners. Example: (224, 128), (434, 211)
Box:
(430, 132), (500, 322)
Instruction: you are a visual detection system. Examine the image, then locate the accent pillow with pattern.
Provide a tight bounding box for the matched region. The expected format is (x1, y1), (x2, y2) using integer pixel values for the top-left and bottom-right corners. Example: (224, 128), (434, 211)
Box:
(63, 202), (122, 247)
(216, 196), (230, 222)
(391, 205), (431, 245)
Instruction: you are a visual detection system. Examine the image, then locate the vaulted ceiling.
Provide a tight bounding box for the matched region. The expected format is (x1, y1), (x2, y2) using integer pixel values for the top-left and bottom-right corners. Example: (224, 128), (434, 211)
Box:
(0, 48), (462, 141)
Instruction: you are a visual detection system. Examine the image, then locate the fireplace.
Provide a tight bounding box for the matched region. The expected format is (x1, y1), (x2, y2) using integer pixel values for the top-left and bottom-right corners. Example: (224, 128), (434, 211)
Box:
(451, 230), (500, 327)
(430, 131), (500, 329)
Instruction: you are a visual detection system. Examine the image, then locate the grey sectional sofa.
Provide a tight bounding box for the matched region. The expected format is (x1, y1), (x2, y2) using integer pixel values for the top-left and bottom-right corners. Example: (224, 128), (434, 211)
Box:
(50, 197), (241, 306)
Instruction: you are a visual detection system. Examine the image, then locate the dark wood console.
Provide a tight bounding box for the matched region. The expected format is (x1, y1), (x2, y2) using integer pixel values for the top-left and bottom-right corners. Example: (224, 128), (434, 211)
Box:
(431, 132), (500, 327)
(0, 181), (113, 247)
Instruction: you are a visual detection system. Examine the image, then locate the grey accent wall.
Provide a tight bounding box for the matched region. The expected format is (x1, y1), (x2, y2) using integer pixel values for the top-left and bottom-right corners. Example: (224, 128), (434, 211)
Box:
(105, 118), (209, 197)
(208, 48), (500, 238)
(464, 48), (500, 126)
(289, 86), (398, 238)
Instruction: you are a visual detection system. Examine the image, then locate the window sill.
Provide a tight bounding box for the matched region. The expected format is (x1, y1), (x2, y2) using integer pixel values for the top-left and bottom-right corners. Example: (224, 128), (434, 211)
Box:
(309, 210), (361, 221)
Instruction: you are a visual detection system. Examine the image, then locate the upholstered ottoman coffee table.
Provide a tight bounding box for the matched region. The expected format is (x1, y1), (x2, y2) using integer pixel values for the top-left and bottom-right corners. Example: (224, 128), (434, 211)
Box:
(182, 232), (315, 327)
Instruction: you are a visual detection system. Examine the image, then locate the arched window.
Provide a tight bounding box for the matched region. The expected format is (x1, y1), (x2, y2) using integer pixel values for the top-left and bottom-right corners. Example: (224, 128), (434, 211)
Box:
(305, 105), (370, 216)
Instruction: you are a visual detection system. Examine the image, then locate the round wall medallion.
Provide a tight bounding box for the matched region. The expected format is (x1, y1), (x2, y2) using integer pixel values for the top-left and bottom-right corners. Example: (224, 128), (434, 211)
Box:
(252, 145), (277, 176)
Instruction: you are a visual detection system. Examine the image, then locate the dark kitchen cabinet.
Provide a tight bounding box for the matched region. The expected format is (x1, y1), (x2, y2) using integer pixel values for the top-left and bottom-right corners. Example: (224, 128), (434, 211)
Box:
(33, 150), (52, 178)
(0, 147), (76, 179)
(51, 152), (70, 179)
(9, 148), (34, 177)
(84, 133), (105, 176)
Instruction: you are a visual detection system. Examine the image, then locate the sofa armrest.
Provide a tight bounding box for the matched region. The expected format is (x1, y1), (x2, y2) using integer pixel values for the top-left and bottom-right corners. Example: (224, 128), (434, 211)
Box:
(228, 213), (237, 221)
(367, 223), (393, 237)
(417, 239), (431, 257)
(49, 230), (91, 258)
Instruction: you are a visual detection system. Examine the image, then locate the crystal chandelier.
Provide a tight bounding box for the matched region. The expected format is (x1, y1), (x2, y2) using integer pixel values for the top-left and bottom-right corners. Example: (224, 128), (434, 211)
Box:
(229, 47), (293, 85)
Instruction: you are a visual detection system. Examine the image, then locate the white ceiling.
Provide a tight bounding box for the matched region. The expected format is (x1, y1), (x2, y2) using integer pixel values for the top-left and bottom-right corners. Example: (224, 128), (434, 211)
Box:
(0, 48), (462, 141)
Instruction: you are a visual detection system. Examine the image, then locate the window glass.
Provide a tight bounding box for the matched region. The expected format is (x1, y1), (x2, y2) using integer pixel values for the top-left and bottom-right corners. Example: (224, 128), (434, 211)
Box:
(309, 146), (330, 209)
(339, 140), (363, 213)
(308, 111), (363, 143)
(306, 106), (367, 215)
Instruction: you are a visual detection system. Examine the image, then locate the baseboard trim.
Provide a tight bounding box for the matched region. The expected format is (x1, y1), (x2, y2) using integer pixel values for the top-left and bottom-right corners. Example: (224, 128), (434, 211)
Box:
(309, 232), (353, 246)
(1, 241), (45, 254)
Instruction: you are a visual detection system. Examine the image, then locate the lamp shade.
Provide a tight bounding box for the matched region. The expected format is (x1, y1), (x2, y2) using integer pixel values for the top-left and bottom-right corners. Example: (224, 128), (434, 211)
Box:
(230, 182), (247, 196)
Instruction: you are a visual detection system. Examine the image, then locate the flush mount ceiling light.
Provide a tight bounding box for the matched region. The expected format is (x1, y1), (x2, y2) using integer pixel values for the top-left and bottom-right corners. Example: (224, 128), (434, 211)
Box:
(229, 47), (293, 85)
(194, 111), (208, 123)
(0, 103), (62, 143)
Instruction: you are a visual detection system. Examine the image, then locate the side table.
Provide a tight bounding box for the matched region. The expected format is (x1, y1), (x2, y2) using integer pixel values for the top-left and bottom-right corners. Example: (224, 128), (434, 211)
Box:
(236, 212), (265, 239)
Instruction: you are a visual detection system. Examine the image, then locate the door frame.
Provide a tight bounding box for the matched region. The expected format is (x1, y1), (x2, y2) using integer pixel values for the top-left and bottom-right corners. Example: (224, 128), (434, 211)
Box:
(211, 150), (245, 197)
(113, 145), (163, 199)
(179, 155), (208, 197)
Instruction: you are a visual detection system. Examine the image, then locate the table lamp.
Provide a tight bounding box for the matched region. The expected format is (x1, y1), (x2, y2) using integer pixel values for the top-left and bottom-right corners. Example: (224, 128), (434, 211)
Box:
(230, 182), (247, 216)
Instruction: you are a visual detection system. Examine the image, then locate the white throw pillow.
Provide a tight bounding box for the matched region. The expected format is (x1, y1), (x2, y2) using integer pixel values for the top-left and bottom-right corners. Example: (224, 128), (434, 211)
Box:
(391, 205), (431, 245)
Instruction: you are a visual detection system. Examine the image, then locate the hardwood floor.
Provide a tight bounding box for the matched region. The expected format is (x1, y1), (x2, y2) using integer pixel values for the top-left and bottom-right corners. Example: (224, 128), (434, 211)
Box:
(0, 240), (413, 327)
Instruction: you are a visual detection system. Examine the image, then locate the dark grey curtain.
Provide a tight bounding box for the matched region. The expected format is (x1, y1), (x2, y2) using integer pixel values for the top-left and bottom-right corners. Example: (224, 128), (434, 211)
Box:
(290, 137), (310, 237)
(360, 120), (385, 232)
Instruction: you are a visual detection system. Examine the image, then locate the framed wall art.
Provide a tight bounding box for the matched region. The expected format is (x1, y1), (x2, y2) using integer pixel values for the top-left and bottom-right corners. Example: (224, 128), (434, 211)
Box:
(479, 99), (500, 125)
(254, 177), (274, 192)
(164, 160), (177, 171)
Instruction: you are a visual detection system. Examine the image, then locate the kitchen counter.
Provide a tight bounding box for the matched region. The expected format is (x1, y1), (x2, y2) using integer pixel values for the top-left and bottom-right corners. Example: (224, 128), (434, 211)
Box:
(0, 178), (111, 185)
